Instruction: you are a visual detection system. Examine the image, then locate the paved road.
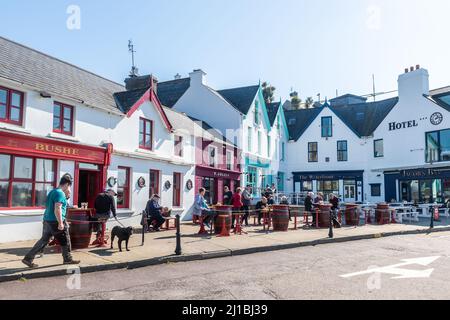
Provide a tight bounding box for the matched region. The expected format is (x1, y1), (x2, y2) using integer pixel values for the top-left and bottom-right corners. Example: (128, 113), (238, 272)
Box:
(2, 232), (450, 300)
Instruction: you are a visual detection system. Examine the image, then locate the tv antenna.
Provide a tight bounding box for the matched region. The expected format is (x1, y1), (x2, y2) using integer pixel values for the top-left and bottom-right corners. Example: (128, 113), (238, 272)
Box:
(128, 39), (139, 77)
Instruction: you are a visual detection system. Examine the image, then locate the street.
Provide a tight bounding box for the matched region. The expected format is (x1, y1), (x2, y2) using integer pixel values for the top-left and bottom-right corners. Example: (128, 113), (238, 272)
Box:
(1, 232), (450, 300)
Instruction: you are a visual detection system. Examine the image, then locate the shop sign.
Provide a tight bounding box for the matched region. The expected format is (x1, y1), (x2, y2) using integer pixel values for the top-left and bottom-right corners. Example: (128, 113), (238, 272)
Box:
(400, 168), (444, 178)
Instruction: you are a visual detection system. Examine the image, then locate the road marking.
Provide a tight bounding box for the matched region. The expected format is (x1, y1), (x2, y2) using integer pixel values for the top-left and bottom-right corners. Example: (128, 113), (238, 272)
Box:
(340, 256), (440, 280)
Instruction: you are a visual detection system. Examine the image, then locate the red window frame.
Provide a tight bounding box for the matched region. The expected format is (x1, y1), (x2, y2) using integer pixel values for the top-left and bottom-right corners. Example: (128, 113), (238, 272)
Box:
(139, 118), (153, 150)
(0, 154), (56, 209)
(173, 172), (182, 207)
(53, 102), (74, 136)
(117, 166), (130, 209)
(0, 86), (24, 126)
(149, 169), (160, 198)
(174, 135), (183, 157)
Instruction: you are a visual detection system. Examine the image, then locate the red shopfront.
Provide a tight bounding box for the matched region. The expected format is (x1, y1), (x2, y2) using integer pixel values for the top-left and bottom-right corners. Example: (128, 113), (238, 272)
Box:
(0, 130), (112, 210)
(195, 166), (241, 206)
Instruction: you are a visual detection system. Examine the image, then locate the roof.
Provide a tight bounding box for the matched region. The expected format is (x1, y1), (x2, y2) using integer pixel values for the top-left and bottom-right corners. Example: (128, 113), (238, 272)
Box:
(285, 97), (399, 141)
(0, 36), (125, 115)
(113, 87), (148, 113)
(156, 78), (191, 108)
(429, 86), (450, 112)
(217, 85), (260, 114)
(189, 116), (235, 146)
(163, 106), (196, 136)
(329, 97), (399, 137)
(266, 102), (281, 125)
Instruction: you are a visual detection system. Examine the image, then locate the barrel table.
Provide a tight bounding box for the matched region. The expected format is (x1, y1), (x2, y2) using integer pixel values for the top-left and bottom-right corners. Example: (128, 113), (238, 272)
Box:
(213, 205), (232, 236)
(318, 204), (333, 228)
(271, 205), (290, 232)
(344, 203), (360, 226)
(67, 208), (93, 249)
(375, 203), (391, 225)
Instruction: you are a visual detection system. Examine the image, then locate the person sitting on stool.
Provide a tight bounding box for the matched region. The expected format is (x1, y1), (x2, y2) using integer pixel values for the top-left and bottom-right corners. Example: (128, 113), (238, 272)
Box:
(194, 188), (212, 229)
(145, 194), (166, 232)
(256, 196), (269, 225)
(93, 189), (117, 244)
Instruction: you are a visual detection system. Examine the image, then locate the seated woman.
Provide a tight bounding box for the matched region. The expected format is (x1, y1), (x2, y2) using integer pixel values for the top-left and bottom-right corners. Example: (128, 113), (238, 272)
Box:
(256, 197), (269, 225)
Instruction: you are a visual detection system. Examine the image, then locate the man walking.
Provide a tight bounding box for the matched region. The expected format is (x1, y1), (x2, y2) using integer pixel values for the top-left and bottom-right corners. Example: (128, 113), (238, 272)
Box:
(22, 175), (80, 268)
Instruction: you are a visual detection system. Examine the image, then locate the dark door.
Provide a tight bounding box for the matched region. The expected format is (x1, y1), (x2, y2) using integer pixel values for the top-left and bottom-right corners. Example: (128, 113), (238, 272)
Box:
(78, 170), (101, 208)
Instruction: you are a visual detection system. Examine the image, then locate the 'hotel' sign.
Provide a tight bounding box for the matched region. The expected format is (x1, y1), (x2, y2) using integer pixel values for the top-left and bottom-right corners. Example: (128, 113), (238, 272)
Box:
(389, 120), (419, 131)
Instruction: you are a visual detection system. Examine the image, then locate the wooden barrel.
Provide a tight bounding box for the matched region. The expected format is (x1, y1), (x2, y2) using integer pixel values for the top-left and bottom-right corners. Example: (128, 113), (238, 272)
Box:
(272, 205), (290, 232)
(213, 205), (232, 235)
(345, 203), (359, 226)
(375, 203), (390, 224)
(318, 204), (333, 228)
(67, 209), (93, 249)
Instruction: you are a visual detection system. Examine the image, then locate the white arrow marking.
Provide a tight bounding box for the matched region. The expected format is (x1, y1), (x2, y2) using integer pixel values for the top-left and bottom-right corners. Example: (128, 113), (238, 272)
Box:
(341, 256), (440, 279)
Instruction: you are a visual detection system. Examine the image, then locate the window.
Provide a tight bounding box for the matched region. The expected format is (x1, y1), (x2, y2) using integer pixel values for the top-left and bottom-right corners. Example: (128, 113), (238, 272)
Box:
(277, 115), (281, 131)
(258, 131), (262, 155)
(0, 86), (24, 125)
(277, 172), (285, 192)
(288, 118), (296, 126)
(317, 180), (340, 197)
(53, 102), (74, 135)
(247, 127), (252, 152)
(426, 129), (450, 163)
(308, 142), (318, 162)
(174, 135), (183, 157)
(247, 167), (257, 195)
(208, 146), (217, 168)
(173, 172), (182, 207)
(0, 155), (55, 208)
(374, 139), (384, 158)
(149, 170), (160, 198)
(267, 135), (271, 158)
(139, 118), (153, 150)
(254, 101), (260, 125)
(226, 150), (233, 171)
(371, 184), (382, 197)
(117, 167), (130, 209)
(301, 181), (313, 192)
(274, 141), (278, 160)
(337, 140), (348, 162)
(321, 117), (332, 137)
(281, 142), (286, 161)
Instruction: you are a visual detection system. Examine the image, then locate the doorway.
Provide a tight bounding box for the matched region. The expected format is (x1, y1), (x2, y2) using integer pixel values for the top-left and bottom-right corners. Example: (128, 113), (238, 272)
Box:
(344, 183), (356, 203)
(77, 169), (101, 208)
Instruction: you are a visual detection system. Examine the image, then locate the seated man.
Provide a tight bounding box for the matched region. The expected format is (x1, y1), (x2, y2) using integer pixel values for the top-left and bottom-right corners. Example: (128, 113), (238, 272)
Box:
(145, 194), (166, 232)
(194, 188), (212, 229)
(93, 189), (117, 243)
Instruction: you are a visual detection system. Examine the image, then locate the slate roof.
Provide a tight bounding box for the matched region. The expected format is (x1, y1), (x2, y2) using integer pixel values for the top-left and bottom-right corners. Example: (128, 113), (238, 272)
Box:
(217, 85), (260, 114)
(285, 97), (399, 141)
(0, 36), (125, 114)
(163, 106), (196, 136)
(429, 86), (450, 112)
(156, 78), (191, 108)
(189, 116), (235, 146)
(266, 102), (281, 126)
(113, 87), (148, 113)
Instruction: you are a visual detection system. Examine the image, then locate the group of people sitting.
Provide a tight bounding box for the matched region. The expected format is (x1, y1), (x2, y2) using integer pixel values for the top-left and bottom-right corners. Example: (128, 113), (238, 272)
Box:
(304, 192), (341, 228)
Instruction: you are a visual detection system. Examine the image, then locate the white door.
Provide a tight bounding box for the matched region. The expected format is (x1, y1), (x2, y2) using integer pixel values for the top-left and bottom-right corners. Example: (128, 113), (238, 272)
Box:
(344, 185), (356, 203)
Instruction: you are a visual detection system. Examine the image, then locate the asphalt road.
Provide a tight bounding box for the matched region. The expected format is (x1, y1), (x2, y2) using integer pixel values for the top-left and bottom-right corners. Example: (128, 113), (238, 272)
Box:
(2, 232), (450, 300)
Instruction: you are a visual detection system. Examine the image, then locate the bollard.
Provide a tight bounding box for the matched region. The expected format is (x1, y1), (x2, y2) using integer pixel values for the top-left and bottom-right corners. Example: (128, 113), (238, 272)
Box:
(430, 208), (434, 229)
(175, 214), (182, 256)
(328, 210), (334, 238)
(141, 212), (146, 246)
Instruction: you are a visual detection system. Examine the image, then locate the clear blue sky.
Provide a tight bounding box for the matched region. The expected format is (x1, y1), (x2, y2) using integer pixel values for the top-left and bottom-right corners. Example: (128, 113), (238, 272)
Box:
(1, 0), (450, 102)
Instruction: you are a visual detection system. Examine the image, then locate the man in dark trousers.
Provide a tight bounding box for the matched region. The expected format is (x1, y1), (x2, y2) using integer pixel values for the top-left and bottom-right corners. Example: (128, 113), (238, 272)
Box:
(22, 175), (79, 268)
(145, 194), (166, 231)
(304, 192), (314, 227)
(93, 189), (117, 244)
(223, 186), (233, 205)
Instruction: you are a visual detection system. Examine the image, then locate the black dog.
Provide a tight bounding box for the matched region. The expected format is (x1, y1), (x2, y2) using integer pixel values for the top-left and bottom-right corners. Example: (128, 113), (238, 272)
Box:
(110, 226), (133, 252)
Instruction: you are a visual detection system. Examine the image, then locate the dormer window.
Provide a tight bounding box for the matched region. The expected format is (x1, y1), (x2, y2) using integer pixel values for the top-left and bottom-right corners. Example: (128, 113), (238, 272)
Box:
(288, 118), (296, 126)
(321, 117), (333, 137)
(139, 118), (153, 150)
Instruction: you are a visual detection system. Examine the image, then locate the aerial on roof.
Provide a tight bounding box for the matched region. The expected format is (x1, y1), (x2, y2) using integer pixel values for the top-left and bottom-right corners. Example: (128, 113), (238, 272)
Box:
(0, 36), (125, 114)
(217, 85), (260, 114)
(285, 97), (399, 141)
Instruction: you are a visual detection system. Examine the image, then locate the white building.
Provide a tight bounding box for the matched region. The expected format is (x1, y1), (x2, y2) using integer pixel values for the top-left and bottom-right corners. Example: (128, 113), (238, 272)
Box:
(284, 66), (450, 205)
(0, 37), (195, 243)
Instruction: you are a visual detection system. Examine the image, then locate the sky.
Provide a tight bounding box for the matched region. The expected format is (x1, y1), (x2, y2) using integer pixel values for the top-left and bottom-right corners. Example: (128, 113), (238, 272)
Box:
(1, 0), (450, 103)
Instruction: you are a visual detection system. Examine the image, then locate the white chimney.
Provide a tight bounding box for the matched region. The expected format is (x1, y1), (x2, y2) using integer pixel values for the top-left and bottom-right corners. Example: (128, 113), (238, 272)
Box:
(189, 69), (207, 86)
(398, 66), (429, 98)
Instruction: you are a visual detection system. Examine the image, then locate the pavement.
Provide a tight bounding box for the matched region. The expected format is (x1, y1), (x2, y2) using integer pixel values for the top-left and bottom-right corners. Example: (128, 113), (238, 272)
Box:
(1, 218), (450, 284)
(2, 231), (450, 300)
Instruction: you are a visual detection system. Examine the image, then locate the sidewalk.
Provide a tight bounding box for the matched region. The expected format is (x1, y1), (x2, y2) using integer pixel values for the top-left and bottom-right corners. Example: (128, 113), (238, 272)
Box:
(1, 220), (449, 283)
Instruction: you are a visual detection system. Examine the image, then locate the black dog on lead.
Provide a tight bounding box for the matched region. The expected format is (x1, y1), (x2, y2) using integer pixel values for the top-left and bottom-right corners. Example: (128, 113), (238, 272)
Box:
(110, 226), (133, 252)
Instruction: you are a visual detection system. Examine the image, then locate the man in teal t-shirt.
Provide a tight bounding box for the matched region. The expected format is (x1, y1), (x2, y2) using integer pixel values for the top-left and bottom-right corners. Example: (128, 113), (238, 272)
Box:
(23, 175), (80, 268)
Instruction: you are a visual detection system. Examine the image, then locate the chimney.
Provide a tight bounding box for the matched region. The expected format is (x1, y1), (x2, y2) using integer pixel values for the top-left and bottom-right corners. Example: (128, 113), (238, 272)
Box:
(151, 75), (158, 93)
(398, 65), (429, 98)
(189, 69), (207, 86)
